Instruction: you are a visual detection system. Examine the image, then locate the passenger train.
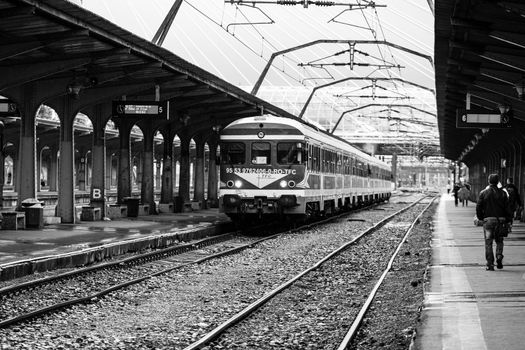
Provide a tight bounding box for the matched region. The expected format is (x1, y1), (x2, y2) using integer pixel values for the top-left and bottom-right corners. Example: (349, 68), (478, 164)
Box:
(218, 115), (392, 221)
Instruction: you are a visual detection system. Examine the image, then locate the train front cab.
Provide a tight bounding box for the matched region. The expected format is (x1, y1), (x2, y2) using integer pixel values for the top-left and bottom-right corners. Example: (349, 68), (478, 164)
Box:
(219, 138), (308, 221)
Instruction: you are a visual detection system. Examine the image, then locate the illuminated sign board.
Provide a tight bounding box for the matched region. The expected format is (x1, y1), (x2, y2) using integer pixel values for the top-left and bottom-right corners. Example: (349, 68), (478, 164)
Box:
(456, 109), (511, 129)
(0, 100), (17, 115)
(112, 101), (168, 119)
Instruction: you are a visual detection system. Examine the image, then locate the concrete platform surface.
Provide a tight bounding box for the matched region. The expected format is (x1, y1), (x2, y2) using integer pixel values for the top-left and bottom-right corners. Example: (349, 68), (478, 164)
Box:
(0, 209), (231, 279)
(415, 194), (525, 350)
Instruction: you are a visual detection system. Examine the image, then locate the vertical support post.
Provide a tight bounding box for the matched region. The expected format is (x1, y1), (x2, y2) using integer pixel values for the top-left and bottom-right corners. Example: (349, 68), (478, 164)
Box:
(207, 139), (219, 208)
(17, 87), (39, 203)
(89, 104), (108, 218)
(114, 119), (133, 204)
(160, 127), (175, 204)
(193, 135), (205, 205)
(178, 135), (191, 205)
(56, 96), (77, 223)
(140, 124), (156, 214)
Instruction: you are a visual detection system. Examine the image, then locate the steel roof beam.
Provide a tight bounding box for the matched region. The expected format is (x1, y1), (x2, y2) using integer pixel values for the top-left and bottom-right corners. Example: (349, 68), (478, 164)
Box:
(251, 40), (434, 95)
(298, 77), (434, 118)
(331, 103), (436, 134)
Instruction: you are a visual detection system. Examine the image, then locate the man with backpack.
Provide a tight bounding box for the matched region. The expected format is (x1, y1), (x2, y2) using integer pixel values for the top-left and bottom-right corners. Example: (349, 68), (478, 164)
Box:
(505, 177), (522, 221)
(476, 174), (513, 270)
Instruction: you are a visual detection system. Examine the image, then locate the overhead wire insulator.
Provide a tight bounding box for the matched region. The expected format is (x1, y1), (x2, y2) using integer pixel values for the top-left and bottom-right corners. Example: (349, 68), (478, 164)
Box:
(313, 1), (335, 6)
(277, 0), (298, 5)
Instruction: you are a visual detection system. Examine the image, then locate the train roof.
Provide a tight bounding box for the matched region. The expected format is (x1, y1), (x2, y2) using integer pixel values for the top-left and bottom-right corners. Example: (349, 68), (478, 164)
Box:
(222, 115), (389, 169)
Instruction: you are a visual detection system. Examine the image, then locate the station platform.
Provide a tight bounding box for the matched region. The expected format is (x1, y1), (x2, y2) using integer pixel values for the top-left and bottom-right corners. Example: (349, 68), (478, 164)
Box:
(415, 194), (525, 350)
(0, 209), (232, 281)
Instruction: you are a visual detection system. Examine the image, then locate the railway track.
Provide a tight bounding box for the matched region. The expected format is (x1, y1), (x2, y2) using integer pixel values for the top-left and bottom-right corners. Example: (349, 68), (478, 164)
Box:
(0, 200), (378, 329)
(182, 196), (436, 349)
(0, 195), (429, 341)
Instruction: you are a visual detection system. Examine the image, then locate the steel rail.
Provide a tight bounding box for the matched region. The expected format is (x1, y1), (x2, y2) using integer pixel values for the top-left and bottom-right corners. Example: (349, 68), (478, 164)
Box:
(0, 232), (239, 297)
(337, 195), (438, 349)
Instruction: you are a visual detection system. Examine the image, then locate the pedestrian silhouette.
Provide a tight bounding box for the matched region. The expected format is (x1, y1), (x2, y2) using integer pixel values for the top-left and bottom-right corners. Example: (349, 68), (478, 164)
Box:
(476, 173), (513, 271)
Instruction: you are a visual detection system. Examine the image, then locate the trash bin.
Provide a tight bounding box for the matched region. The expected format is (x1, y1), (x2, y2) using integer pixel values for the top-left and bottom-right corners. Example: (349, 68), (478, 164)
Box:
(124, 197), (140, 217)
(20, 198), (44, 229)
(174, 196), (183, 213)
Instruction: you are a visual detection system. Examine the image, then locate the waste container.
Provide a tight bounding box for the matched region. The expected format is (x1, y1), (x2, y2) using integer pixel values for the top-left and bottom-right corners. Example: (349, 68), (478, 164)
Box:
(20, 198), (44, 229)
(124, 197), (140, 217)
(174, 196), (183, 213)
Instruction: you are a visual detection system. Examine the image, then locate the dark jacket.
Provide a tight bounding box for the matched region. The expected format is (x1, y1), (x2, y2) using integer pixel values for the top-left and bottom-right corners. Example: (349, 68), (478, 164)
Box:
(504, 183), (522, 209)
(476, 184), (512, 222)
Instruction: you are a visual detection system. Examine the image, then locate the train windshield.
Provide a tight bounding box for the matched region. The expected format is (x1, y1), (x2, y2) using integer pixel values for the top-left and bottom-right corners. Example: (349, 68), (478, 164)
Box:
(251, 142), (271, 165)
(221, 142), (245, 165)
(278, 142), (305, 165)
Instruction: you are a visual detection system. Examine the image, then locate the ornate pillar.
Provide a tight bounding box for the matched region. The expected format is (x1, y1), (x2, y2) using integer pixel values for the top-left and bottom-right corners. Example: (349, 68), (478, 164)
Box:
(88, 104), (109, 217)
(139, 123), (155, 214)
(160, 126), (176, 204)
(178, 135), (191, 206)
(207, 136), (219, 208)
(113, 119), (133, 204)
(16, 86), (40, 202)
(55, 96), (77, 223)
(193, 134), (205, 205)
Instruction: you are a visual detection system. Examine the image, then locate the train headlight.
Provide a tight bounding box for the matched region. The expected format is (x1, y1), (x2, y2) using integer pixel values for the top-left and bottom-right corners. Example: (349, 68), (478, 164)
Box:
(227, 180), (234, 188)
(288, 180), (296, 188)
(234, 180), (243, 188)
(280, 180), (287, 188)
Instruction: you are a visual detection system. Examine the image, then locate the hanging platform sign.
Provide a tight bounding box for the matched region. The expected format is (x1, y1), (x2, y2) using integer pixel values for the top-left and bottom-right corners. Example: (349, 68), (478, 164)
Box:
(0, 100), (17, 116)
(456, 109), (512, 129)
(112, 101), (168, 119)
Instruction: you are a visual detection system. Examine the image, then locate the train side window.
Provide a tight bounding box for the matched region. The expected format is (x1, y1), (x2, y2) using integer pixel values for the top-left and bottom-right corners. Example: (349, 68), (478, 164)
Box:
(221, 142), (245, 165)
(277, 142), (305, 165)
(251, 142), (271, 165)
(313, 146), (320, 171)
(308, 144), (312, 168)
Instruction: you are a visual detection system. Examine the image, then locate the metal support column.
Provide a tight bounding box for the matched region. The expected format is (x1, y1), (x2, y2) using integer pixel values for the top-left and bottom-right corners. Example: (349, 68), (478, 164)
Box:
(207, 137), (219, 208)
(193, 135), (205, 206)
(139, 123), (156, 214)
(55, 96), (77, 223)
(178, 135), (191, 205)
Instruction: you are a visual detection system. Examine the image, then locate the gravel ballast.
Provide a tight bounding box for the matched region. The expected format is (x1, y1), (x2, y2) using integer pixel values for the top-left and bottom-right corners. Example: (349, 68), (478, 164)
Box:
(0, 196), (435, 349)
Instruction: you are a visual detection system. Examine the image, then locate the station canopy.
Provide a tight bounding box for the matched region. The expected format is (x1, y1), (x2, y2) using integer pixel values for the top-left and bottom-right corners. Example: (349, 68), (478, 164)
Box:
(0, 0), (439, 159)
(435, 1), (525, 161)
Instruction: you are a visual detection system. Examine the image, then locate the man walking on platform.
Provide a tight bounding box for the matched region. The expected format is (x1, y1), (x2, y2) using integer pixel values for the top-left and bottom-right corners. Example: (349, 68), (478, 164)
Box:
(476, 174), (513, 271)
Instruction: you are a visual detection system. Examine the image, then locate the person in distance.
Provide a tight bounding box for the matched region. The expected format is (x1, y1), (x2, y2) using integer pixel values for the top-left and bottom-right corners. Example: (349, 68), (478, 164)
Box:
(504, 177), (522, 221)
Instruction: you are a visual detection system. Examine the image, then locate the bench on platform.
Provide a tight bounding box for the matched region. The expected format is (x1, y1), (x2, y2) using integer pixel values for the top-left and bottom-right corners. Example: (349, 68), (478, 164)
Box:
(158, 203), (173, 213)
(1, 211), (26, 230)
(106, 205), (127, 219)
(80, 206), (101, 221)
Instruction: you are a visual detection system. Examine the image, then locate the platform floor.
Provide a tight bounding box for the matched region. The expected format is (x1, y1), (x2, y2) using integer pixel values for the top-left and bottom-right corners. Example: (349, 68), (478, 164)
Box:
(415, 194), (525, 350)
(0, 209), (230, 267)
